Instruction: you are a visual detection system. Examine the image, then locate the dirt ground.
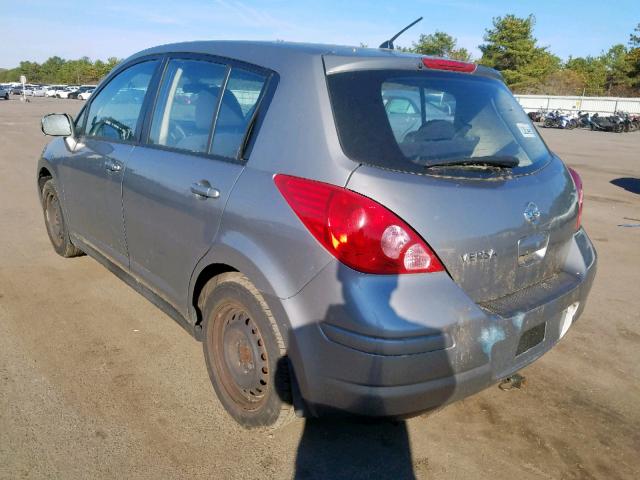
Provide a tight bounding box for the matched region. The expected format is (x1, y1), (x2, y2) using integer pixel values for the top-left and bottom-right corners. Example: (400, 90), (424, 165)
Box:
(0, 96), (639, 480)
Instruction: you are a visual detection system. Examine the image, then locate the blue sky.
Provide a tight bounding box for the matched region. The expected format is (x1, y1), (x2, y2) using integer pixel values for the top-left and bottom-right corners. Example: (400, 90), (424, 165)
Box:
(0, 0), (637, 68)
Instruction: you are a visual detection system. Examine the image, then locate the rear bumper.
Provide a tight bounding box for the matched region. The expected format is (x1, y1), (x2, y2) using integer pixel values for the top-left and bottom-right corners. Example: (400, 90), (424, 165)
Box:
(275, 229), (597, 417)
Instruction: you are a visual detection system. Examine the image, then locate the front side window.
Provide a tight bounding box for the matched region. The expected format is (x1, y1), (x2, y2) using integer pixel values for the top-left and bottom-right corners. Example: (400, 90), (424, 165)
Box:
(84, 60), (158, 141)
(149, 59), (227, 154)
(211, 67), (267, 159)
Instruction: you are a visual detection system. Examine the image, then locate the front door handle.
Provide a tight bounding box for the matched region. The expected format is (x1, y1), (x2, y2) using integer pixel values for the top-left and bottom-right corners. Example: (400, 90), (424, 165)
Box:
(190, 182), (220, 199)
(105, 159), (123, 172)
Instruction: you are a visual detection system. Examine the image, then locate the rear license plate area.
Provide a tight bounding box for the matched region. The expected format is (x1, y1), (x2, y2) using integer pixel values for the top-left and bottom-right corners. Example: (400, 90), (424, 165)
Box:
(516, 322), (546, 356)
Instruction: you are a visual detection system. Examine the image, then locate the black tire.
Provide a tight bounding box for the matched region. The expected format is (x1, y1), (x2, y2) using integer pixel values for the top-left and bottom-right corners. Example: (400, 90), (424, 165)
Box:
(41, 179), (83, 258)
(3, 93), (8, 100)
(200, 272), (295, 429)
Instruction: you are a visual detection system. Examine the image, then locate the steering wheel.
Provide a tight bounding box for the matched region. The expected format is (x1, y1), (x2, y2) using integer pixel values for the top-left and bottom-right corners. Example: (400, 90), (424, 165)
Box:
(88, 117), (132, 140)
(167, 123), (187, 146)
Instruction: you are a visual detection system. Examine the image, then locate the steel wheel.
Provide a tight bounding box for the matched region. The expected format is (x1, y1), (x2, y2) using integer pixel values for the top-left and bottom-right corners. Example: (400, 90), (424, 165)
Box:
(40, 179), (83, 257)
(44, 190), (64, 249)
(210, 302), (271, 410)
(201, 272), (295, 428)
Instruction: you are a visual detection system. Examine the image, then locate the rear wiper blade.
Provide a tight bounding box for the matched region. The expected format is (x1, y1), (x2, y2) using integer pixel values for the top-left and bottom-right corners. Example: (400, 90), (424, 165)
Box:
(423, 156), (519, 169)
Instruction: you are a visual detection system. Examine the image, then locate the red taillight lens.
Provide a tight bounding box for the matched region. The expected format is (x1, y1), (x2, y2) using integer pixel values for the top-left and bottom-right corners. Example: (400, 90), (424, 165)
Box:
(422, 58), (476, 73)
(568, 167), (583, 230)
(274, 174), (444, 274)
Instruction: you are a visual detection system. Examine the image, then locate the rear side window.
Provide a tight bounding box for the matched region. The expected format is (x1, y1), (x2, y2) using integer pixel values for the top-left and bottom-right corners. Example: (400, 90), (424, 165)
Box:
(211, 67), (267, 159)
(84, 60), (158, 141)
(149, 59), (227, 154)
(327, 69), (551, 175)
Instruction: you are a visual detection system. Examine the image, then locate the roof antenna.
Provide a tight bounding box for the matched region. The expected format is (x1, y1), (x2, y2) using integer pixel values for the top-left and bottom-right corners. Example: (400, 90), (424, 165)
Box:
(379, 17), (423, 50)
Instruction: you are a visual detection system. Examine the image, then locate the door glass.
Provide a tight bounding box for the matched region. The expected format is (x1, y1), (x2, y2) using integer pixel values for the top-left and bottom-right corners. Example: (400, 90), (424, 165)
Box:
(85, 60), (158, 141)
(149, 59), (227, 154)
(211, 67), (267, 159)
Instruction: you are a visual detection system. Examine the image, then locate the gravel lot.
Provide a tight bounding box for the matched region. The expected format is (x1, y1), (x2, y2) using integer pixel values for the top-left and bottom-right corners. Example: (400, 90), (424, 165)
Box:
(1, 97), (639, 480)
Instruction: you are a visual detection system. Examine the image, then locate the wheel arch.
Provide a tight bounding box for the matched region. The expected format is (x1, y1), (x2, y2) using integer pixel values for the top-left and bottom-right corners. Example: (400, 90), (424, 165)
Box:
(188, 240), (297, 332)
(37, 163), (54, 200)
(38, 165), (52, 179)
(191, 262), (238, 327)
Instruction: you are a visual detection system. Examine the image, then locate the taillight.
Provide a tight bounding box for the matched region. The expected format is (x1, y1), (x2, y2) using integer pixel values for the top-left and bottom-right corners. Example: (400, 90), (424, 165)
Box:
(568, 167), (583, 229)
(274, 174), (444, 274)
(422, 58), (476, 73)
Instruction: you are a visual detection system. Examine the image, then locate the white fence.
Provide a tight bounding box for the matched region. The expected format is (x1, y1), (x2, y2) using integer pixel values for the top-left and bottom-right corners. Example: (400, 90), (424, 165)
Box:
(515, 94), (640, 115)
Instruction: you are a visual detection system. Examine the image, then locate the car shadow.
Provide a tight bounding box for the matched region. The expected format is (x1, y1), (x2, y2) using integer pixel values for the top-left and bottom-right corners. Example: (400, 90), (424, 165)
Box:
(610, 177), (640, 195)
(293, 417), (415, 480)
(274, 263), (459, 480)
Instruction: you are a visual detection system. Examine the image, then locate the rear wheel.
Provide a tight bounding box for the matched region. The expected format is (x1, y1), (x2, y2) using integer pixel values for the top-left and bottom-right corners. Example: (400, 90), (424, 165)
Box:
(41, 179), (83, 258)
(200, 272), (295, 429)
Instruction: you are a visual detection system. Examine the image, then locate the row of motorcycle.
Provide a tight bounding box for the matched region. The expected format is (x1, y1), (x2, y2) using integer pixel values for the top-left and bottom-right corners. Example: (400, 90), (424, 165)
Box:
(528, 109), (640, 133)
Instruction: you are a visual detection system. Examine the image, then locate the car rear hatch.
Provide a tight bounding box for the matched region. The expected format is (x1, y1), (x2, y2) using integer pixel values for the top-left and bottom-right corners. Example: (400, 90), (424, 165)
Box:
(324, 54), (580, 304)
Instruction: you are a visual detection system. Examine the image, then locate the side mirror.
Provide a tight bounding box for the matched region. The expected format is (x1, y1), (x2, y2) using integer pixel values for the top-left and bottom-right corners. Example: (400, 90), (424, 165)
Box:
(41, 113), (74, 137)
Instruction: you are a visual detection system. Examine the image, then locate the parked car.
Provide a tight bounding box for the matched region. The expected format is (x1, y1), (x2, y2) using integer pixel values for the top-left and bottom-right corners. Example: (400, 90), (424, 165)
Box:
(31, 86), (47, 97)
(56, 87), (79, 99)
(68, 85), (96, 99)
(11, 85), (23, 95)
(76, 87), (95, 100)
(45, 86), (65, 97)
(37, 41), (596, 429)
(0, 85), (10, 99)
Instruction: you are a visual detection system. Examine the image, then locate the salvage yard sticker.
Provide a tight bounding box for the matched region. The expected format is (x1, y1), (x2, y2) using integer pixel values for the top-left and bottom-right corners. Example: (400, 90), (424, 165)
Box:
(517, 122), (537, 138)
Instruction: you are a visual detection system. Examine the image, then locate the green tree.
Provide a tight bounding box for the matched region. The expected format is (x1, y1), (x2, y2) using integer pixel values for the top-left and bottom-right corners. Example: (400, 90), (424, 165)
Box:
(40, 56), (65, 82)
(411, 31), (471, 61)
(627, 23), (640, 88)
(565, 56), (607, 95)
(630, 23), (640, 47)
(602, 44), (632, 94)
(479, 14), (560, 92)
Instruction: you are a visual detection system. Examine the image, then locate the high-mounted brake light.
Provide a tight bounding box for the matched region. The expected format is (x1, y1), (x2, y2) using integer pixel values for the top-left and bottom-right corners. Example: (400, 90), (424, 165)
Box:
(274, 174), (444, 274)
(422, 58), (476, 73)
(567, 167), (583, 230)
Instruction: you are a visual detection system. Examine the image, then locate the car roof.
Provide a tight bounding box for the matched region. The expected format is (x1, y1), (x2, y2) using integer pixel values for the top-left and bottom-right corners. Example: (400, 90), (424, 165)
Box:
(132, 40), (407, 60)
(126, 40), (501, 79)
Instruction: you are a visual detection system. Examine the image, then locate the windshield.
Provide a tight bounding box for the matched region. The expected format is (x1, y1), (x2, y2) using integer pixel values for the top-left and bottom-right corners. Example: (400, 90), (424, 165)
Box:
(326, 69), (551, 174)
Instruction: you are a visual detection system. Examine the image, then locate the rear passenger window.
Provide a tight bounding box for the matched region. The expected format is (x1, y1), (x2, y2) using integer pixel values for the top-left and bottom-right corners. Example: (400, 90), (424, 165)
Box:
(149, 59), (227, 154)
(211, 68), (267, 159)
(85, 60), (158, 141)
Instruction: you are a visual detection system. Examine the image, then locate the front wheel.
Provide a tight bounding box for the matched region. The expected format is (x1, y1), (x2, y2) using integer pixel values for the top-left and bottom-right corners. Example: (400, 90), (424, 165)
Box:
(200, 272), (295, 429)
(41, 179), (83, 258)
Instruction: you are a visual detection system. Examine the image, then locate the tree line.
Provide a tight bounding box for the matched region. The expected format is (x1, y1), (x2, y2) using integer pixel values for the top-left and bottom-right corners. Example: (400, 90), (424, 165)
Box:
(1, 15), (639, 96)
(0, 56), (121, 85)
(405, 15), (640, 97)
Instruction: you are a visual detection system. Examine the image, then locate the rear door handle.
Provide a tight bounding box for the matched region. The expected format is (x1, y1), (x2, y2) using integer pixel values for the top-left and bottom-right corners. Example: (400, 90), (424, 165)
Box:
(190, 182), (220, 199)
(105, 159), (123, 172)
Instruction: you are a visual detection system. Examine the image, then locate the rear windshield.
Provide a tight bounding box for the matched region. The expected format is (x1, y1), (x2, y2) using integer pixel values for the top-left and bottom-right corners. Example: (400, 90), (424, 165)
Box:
(327, 69), (551, 175)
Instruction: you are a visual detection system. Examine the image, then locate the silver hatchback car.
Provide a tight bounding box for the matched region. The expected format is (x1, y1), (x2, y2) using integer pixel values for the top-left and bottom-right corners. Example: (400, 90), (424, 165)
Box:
(38, 41), (596, 428)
